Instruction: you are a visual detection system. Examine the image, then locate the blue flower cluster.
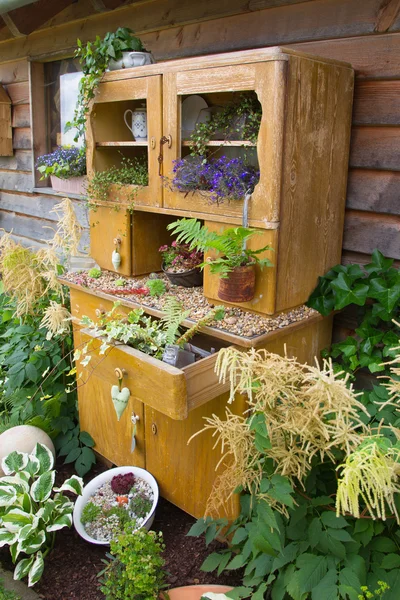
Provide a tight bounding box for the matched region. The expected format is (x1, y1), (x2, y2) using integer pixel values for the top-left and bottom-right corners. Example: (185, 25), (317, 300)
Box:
(170, 155), (259, 202)
(36, 146), (86, 179)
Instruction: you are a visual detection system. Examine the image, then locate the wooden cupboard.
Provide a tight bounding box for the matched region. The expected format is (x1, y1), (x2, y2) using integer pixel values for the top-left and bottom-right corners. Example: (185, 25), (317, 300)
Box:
(87, 46), (354, 315)
(69, 45), (354, 518)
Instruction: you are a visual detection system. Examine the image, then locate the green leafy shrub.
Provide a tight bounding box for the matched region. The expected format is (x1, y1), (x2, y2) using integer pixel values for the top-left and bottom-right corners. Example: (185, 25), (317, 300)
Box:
(0, 443), (83, 587)
(307, 249), (400, 375)
(188, 341), (400, 599)
(99, 527), (166, 599)
(88, 267), (102, 279)
(147, 279), (166, 297)
(167, 218), (273, 278)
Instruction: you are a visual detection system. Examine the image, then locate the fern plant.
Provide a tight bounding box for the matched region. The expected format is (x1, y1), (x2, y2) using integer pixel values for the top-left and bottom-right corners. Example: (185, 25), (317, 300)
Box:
(167, 218), (273, 278)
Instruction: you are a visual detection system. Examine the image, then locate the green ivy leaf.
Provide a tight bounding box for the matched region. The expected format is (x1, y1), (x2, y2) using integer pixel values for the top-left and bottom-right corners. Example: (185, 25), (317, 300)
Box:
(330, 273), (369, 309)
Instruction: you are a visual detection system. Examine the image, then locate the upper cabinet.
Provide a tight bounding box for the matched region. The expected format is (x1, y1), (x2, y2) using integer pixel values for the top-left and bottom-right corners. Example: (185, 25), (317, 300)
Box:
(87, 48), (354, 314)
(87, 74), (163, 207)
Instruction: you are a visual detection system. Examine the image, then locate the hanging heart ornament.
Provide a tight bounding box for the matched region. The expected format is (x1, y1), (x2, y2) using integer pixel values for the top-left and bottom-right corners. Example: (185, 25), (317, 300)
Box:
(111, 385), (130, 421)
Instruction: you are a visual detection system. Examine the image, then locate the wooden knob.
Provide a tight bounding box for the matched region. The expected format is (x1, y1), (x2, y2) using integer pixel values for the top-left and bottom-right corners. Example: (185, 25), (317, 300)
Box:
(114, 368), (126, 379)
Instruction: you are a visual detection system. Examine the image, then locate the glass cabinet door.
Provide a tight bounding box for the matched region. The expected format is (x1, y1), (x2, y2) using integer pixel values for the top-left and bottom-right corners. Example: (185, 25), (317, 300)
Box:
(87, 75), (162, 207)
(161, 61), (287, 227)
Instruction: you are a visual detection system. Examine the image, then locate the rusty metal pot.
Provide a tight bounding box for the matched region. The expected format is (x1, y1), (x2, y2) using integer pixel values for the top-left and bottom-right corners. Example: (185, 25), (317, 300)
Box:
(218, 263), (256, 302)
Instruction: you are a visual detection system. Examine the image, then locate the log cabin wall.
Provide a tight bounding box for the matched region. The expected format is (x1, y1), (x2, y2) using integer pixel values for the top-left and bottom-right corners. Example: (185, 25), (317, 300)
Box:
(0, 0), (398, 267)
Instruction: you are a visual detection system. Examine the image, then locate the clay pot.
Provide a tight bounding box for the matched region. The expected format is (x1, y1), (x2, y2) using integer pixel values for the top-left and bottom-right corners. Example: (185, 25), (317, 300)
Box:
(218, 263), (256, 302)
(162, 264), (203, 287)
(161, 585), (233, 599)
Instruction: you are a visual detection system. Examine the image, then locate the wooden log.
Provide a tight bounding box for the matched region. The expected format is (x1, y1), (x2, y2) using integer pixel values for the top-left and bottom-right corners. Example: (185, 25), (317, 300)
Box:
(12, 104), (30, 127)
(0, 210), (90, 248)
(0, 150), (32, 171)
(343, 210), (400, 259)
(349, 126), (400, 171)
(0, 169), (32, 192)
(346, 169), (400, 215)
(2, 81), (29, 105)
(0, 191), (89, 227)
(0, 60), (28, 84)
(12, 127), (31, 150)
(0, 0), (396, 65)
(353, 80), (400, 125)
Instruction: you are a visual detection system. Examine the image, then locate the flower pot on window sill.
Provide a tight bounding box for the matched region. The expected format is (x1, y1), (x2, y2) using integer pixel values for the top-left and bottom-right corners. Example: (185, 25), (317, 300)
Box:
(50, 175), (87, 196)
(162, 264), (203, 287)
(218, 263), (256, 303)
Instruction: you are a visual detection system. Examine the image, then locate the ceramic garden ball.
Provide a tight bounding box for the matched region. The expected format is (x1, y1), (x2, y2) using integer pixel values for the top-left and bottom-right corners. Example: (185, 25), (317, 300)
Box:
(0, 425), (55, 476)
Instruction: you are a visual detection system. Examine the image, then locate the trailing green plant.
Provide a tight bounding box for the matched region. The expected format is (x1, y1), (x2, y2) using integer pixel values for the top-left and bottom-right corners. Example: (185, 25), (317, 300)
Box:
(86, 155), (148, 210)
(307, 249), (400, 376)
(167, 218), (273, 278)
(188, 343), (400, 599)
(66, 28), (148, 141)
(189, 92), (261, 157)
(98, 527), (166, 600)
(0, 443), (83, 587)
(147, 279), (166, 297)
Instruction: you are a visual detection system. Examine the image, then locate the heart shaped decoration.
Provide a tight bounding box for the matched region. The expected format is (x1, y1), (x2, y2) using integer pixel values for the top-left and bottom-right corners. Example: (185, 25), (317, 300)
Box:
(111, 384), (130, 421)
(112, 250), (121, 269)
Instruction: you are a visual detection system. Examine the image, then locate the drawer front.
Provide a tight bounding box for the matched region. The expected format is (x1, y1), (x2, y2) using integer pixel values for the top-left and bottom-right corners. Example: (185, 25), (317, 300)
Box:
(90, 205), (131, 275)
(74, 326), (146, 467)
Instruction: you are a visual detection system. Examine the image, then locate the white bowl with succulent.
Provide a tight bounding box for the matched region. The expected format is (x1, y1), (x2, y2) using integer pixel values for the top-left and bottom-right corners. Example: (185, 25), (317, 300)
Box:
(73, 466), (159, 545)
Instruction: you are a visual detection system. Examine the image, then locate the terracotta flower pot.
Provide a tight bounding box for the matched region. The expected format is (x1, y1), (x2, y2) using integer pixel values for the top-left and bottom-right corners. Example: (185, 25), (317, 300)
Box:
(162, 264), (203, 287)
(50, 175), (86, 196)
(218, 263), (256, 302)
(161, 584), (233, 599)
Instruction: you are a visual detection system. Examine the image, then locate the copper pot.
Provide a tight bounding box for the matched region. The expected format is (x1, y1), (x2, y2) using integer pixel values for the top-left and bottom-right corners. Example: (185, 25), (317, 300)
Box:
(218, 263), (256, 302)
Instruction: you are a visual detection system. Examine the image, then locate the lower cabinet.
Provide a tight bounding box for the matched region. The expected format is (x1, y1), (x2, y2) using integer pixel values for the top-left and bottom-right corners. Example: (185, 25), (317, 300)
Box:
(72, 288), (333, 518)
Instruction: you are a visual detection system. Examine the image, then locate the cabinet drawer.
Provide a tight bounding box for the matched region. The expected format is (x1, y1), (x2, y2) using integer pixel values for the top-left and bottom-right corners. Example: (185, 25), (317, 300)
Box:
(75, 326), (230, 420)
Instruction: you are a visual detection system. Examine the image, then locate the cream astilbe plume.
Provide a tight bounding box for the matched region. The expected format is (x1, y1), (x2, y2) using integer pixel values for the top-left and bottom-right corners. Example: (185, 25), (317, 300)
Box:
(45, 198), (82, 257)
(40, 301), (71, 339)
(336, 439), (400, 522)
(0, 232), (46, 316)
(36, 246), (63, 298)
(189, 408), (262, 517)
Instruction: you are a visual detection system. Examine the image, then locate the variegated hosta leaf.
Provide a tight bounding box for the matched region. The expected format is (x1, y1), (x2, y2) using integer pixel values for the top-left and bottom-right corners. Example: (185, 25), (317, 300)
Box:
(30, 471), (55, 503)
(13, 555), (34, 581)
(36, 499), (55, 523)
(18, 524), (35, 542)
(31, 444), (54, 475)
(46, 512), (72, 532)
(0, 486), (17, 508)
(53, 493), (74, 511)
(23, 456), (41, 478)
(53, 475), (83, 496)
(17, 529), (45, 556)
(28, 551), (44, 587)
(1, 508), (33, 532)
(0, 527), (18, 547)
(1, 451), (28, 476)
(0, 475), (30, 494)
(10, 540), (18, 563)
(21, 492), (32, 514)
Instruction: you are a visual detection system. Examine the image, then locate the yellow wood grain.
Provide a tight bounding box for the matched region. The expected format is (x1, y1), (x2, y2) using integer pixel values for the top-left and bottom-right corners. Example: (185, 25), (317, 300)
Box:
(89, 204), (132, 276)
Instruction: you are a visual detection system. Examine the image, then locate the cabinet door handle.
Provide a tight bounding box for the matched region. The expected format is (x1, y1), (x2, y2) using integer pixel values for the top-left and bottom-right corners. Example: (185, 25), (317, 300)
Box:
(158, 135), (172, 176)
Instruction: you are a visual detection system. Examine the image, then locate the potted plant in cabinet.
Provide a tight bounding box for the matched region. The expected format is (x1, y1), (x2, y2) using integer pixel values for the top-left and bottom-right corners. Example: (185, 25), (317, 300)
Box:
(159, 240), (204, 287)
(167, 219), (273, 303)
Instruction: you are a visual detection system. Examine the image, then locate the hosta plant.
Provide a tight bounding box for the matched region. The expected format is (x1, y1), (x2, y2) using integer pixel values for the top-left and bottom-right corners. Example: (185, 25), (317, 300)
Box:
(0, 443), (83, 587)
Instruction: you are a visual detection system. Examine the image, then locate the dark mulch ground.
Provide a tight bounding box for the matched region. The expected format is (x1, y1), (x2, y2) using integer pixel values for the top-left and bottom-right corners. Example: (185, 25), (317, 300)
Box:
(0, 462), (243, 599)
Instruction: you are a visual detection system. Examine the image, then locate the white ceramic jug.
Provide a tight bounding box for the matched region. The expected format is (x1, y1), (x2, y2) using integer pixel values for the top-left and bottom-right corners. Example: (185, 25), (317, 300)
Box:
(124, 106), (147, 140)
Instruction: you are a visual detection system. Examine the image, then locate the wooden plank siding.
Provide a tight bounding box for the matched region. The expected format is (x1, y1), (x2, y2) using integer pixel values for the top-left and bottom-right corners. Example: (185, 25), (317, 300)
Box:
(0, 0), (399, 266)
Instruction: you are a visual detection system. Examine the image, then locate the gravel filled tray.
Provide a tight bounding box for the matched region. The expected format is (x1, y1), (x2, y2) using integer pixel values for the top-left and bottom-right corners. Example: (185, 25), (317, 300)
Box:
(61, 270), (318, 340)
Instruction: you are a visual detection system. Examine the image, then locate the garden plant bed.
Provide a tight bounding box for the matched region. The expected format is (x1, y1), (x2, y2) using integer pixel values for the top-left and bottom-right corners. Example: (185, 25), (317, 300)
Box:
(0, 462), (242, 600)
(61, 270), (317, 339)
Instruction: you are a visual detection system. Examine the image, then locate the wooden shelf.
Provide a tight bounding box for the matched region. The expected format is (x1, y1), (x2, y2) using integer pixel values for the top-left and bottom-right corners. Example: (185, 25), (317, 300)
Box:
(181, 140), (256, 147)
(96, 141), (148, 147)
